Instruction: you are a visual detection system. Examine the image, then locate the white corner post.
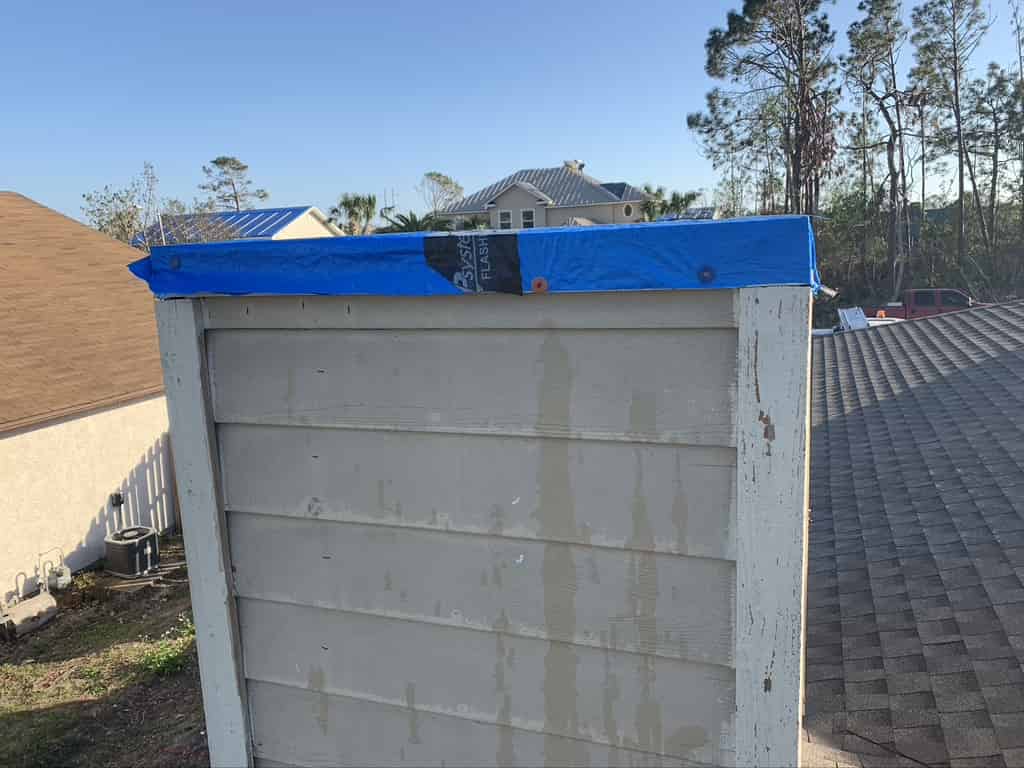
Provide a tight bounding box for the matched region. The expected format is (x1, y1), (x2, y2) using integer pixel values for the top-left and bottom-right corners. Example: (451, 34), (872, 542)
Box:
(156, 299), (253, 768)
(734, 286), (812, 767)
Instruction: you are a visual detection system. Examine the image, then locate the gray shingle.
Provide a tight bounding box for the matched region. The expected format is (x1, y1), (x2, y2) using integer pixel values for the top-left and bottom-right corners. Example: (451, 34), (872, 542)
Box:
(938, 711), (1000, 758)
(809, 302), (1024, 767)
(893, 724), (948, 763)
(991, 713), (1024, 748)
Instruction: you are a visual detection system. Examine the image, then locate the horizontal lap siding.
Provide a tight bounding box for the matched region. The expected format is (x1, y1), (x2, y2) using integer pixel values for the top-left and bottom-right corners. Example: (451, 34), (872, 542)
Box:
(208, 297), (741, 766)
(229, 512), (736, 667)
(202, 291), (738, 331)
(248, 681), (730, 768)
(240, 601), (733, 766)
(219, 424), (736, 560)
(207, 328), (738, 447)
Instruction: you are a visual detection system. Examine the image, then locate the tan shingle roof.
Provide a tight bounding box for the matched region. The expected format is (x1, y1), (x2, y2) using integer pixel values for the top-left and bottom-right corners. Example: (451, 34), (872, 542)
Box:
(0, 192), (163, 434)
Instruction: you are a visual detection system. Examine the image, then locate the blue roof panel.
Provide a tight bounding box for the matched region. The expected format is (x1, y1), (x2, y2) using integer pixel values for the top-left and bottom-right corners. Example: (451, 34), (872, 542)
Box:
(128, 216), (820, 298)
(132, 206), (311, 247)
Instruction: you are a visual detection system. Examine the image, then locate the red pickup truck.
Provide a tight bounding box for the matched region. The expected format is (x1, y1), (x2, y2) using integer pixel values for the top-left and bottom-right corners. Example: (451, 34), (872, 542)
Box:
(864, 288), (977, 320)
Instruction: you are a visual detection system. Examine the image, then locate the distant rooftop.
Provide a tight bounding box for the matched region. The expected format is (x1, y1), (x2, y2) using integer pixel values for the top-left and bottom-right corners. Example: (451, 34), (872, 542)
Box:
(442, 162), (647, 215)
(133, 206), (335, 247)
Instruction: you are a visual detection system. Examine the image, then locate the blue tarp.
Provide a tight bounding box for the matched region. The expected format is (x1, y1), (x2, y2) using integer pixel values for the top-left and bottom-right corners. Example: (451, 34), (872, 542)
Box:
(128, 216), (820, 298)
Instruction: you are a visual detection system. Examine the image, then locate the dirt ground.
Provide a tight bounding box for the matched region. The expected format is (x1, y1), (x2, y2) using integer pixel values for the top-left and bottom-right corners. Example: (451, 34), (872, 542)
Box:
(0, 537), (207, 768)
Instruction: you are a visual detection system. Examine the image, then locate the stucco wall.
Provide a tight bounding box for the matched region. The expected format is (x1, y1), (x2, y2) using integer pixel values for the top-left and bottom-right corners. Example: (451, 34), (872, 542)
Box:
(1, 395), (175, 604)
(546, 201), (644, 226)
(446, 198), (645, 229)
(487, 185), (548, 229)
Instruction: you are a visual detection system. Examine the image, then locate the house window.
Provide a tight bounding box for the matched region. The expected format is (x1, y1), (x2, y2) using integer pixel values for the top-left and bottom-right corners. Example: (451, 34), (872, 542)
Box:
(624, 204), (634, 217)
(521, 209), (535, 229)
(499, 210), (512, 230)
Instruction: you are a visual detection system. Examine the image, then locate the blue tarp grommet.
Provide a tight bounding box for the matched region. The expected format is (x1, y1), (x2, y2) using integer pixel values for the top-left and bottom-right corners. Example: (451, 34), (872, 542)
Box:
(698, 266), (716, 284)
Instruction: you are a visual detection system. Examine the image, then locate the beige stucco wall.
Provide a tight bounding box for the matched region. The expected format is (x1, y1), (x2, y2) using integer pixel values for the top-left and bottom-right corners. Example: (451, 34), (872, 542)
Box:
(445, 197), (645, 230)
(274, 212), (338, 239)
(546, 201), (645, 226)
(1, 395), (174, 604)
(487, 185), (548, 229)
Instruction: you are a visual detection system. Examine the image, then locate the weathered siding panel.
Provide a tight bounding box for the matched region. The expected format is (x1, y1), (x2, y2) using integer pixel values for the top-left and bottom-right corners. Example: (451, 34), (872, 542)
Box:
(248, 680), (729, 768)
(239, 601), (734, 765)
(219, 424), (737, 560)
(194, 288), (808, 766)
(202, 291), (738, 331)
(207, 328), (738, 446)
(229, 513), (736, 666)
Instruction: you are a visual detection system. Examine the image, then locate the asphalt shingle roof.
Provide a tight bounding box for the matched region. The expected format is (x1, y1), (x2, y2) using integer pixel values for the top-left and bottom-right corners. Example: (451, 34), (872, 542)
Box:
(0, 192), (163, 433)
(806, 301), (1024, 767)
(442, 166), (646, 214)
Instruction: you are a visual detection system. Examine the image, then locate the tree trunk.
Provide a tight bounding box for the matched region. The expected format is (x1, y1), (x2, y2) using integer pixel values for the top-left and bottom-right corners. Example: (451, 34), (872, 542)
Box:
(886, 138), (904, 302)
(954, 62), (966, 264)
(861, 102), (869, 274)
(878, 98), (906, 301)
(989, 125), (999, 250)
(963, 135), (992, 255)
(889, 49), (912, 288)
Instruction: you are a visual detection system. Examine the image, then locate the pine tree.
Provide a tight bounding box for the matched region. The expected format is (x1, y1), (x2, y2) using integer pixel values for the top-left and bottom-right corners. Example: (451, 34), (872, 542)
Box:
(692, 0), (839, 215)
(844, 0), (913, 299)
(198, 156), (269, 212)
(911, 0), (989, 265)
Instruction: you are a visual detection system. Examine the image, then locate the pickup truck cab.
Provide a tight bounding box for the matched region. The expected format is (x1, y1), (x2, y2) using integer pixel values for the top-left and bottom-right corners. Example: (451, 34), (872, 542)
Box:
(866, 288), (975, 320)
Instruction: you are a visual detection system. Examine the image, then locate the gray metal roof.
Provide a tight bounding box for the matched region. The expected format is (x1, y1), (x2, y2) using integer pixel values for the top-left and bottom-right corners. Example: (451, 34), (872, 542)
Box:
(443, 167), (646, 214)
(805, 301), (1024, 766)
(483, 180), (554, 206)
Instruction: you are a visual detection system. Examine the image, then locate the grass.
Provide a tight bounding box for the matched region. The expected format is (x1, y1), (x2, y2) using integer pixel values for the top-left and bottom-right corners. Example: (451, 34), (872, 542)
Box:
(0, 537), (207, 767)
(136, 612), (196, 678)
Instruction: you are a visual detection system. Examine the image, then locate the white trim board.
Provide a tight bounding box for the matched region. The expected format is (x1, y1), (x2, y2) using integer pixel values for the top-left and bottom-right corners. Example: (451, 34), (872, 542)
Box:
(734, 286), (812, 767)
(156, 299), (253, 767)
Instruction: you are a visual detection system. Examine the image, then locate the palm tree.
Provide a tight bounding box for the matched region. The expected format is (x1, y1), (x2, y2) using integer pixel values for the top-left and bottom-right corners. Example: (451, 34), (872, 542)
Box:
(641, 184), (667, 221)
(640, 185), (698, 221)
(376, 211), (452, 233)
(329, 193), (377, 235)
(456, 215), (488, 231)
(665, 190), (699, 217)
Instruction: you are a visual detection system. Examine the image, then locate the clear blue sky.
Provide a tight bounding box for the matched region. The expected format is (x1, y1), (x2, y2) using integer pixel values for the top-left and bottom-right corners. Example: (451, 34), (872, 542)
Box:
(1, 0), (1018, 222)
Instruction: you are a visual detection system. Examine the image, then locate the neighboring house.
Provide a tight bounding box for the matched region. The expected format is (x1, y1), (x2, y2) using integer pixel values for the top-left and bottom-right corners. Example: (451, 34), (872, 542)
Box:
(0, 192), (175, 605)
(438, 160), (647, 230)
(805, 301), (1024, 766)
(132, 205), (341, 248)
